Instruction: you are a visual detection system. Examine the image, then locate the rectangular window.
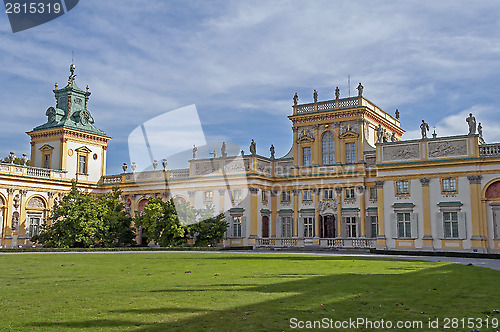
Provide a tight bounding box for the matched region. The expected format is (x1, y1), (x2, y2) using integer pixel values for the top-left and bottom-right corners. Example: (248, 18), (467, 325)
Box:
(261, 190), (268, 203)
(303, 217), (314, 238)
(232, 189), (242, 201)
(323, 189), (334, 200)
(43, 154), (50, 169)
(397, 212), (411, 238)
(282, 216), (292, 237)
(28, 216), (41, 238)
(204, 191), (213, 203)
(302, 147), (311, 166)
(443, 212), (459, 238)
(303, 190), (312, 201)
(345, 143), (356, 164)
(371, 216), (378, 238)
(232, 216), (242, 237)
(369, 187), (377, 200)
(396, 180), (410, 195)
(345, 188), (355, 200)
(442, 178), (457, 193)
(346, 216), (357, 237)
(78, 155), (86, 174)
(281, 191), (291, 203)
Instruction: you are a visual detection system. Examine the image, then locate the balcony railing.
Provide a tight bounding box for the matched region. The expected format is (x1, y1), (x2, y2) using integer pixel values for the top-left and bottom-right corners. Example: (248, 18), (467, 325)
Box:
(169, 169), (190, 180)
(256, 238), (304, 248)
(102, 175), (122, 184)
(255, 237), (376, 249)
(293, 97), (359, 115)
(322, 238), (376, 248)
(0, 163), (66, 179)
(479, 144), (500, 157)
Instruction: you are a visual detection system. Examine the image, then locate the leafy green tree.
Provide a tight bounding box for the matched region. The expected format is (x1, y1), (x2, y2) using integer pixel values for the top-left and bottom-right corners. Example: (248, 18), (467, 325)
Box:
(32, 183), (136, 248)
(98, 188), (136, 247)
(134, 197), (185, 247)
(1, 156), (30, 166)
(32, 183), (106, 248)
(188, 213), (228, 247)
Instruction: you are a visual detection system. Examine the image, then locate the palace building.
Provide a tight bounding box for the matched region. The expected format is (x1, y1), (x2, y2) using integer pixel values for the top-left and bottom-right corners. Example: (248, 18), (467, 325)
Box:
(1, 65), (500, 253)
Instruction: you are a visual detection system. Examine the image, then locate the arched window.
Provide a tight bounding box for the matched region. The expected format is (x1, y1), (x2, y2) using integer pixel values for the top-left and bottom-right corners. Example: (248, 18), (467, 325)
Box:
(322, 131), (335, 165)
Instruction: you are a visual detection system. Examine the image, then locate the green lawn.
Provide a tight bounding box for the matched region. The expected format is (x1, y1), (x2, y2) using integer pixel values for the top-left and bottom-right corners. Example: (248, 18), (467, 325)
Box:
(0, 252), (498, 331)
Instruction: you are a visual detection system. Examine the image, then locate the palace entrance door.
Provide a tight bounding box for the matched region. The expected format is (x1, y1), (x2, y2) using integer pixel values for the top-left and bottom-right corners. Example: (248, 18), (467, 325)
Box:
(320, 215), (336, 238)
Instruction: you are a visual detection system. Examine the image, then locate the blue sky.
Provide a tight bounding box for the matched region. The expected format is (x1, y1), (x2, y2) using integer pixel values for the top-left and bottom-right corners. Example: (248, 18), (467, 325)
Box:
(1, 1), (500, 174)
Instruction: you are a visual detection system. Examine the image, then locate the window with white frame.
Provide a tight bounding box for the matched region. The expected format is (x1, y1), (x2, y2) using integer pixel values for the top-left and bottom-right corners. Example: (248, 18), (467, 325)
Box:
(232, 216), (242, 237)
(442, 178), (457, 193)
(322, 131), (335, 165)
(369, 187), (377, 200)
(345, 142), (356, 164)
(303, 190), (312, 201)
(302, 147), (311, 166)
(345, 188), (355, 200)
(78, 155), (87, 174)
(443, 212), (459, 238)
(203, 191), (213, 203)
(261, 190), (268, 203)
(323, 189), (334, 200)
(345, 216), (357, 237)
(43, 154), (50, 169)
(370, 216), (378, 238)
(232, 189), (242, 202)
(396, 180), (410, 195)
(282, 216), (293, 237)
(27, 213), (42, 238)
(397, 212), (411, 238)
(303, 217), (314, 238)
(281, 190), (291, 203)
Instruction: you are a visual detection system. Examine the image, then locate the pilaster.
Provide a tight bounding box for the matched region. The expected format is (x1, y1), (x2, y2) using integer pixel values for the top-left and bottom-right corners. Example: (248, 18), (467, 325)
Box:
(270, 190), (278, 237)
(335, 187), (342, 237)
(357, 186), (366, 237)
(375, 181), (386, 246)
(292, 189), (300, 237)
(313, 188), (320, 240)
(19, 190), (28, 236)
(420, 178), (433, 249)
(249, 187), (259, 238)
(468, 175), (487, 251)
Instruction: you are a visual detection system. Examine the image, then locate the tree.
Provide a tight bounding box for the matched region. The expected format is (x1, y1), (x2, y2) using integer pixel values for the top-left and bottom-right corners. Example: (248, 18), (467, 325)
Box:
(32, 183), (136, 248)
(188, 213), (228, 247)
(134, 197), (185, 247)
(1, 156), (30, 166)
(97, 187), (136, 247)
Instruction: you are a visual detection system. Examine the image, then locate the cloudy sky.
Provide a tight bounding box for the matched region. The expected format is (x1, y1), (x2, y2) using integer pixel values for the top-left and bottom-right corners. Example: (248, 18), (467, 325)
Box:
(1, 0), (500, 174)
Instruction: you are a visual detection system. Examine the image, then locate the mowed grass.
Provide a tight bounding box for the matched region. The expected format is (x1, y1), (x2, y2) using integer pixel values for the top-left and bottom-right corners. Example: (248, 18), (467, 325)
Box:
(0, 253), (499, 331)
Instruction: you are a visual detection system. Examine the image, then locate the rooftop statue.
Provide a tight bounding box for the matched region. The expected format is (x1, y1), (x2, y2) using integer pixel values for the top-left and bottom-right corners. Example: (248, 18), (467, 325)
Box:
(395, 109), (400, 119)
(391, 132), (396, 142)
(357, 82), (364, 97)
(420, 120), (430, 139)
(250, 139), (256, 155)
(478, 122), (483, 138)
(293, 93), (299, 106)
(270, 144), (275, 159)
(221, 142), (227, 157)
(313, 89), (318, 103)
(192, 145), (197, 159)
(335, 87), (340, 100)
(376, 124), (384, 143)
(466, 113), (477, 135)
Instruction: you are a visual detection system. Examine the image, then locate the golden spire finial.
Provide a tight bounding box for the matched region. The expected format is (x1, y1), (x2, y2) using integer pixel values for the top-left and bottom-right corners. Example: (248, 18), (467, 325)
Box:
(86, 85), (89, 92)
(54, 82), (58, 89)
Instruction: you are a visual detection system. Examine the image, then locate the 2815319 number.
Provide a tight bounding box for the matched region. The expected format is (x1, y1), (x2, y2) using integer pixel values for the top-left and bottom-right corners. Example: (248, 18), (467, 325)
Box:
(5, 2), (61, 14)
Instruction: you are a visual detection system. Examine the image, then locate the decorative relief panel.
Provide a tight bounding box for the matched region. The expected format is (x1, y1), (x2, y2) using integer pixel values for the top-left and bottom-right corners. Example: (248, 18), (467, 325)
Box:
(27, 197), (45, 209)
(195, 160), (220, 175)
(382, 143), (420, 161)
(276, 161), (292, 175)
(223, 158), (249, 173)
(257, 160), (272, 174)
(428, 139), (467, 158)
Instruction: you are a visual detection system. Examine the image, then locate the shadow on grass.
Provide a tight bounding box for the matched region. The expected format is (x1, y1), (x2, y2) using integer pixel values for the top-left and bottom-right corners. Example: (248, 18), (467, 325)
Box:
(27, 262), (500, 331)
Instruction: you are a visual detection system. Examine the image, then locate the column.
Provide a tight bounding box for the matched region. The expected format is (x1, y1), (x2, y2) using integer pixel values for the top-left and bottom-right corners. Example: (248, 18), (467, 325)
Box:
(468, 175), (487, 251)
(19, 190), (28, 238)
(314, 188), (320, 240)
(420, 178), (433, 249)
(375, 181), (386, 246)
(218, 189), (225, 214)
(292, 189), (300, 237)
(270, 190), (278, 237)
(188, 190), (196, 207)
(313, 124), (320, 167)
(60, 137), (68, 170)
(357, 186), (366, 237)
(249, 187), (259, 239)
(335, 187), (342, 237)
(292, 127), (299, 168)
(5, 188), (15, 236)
